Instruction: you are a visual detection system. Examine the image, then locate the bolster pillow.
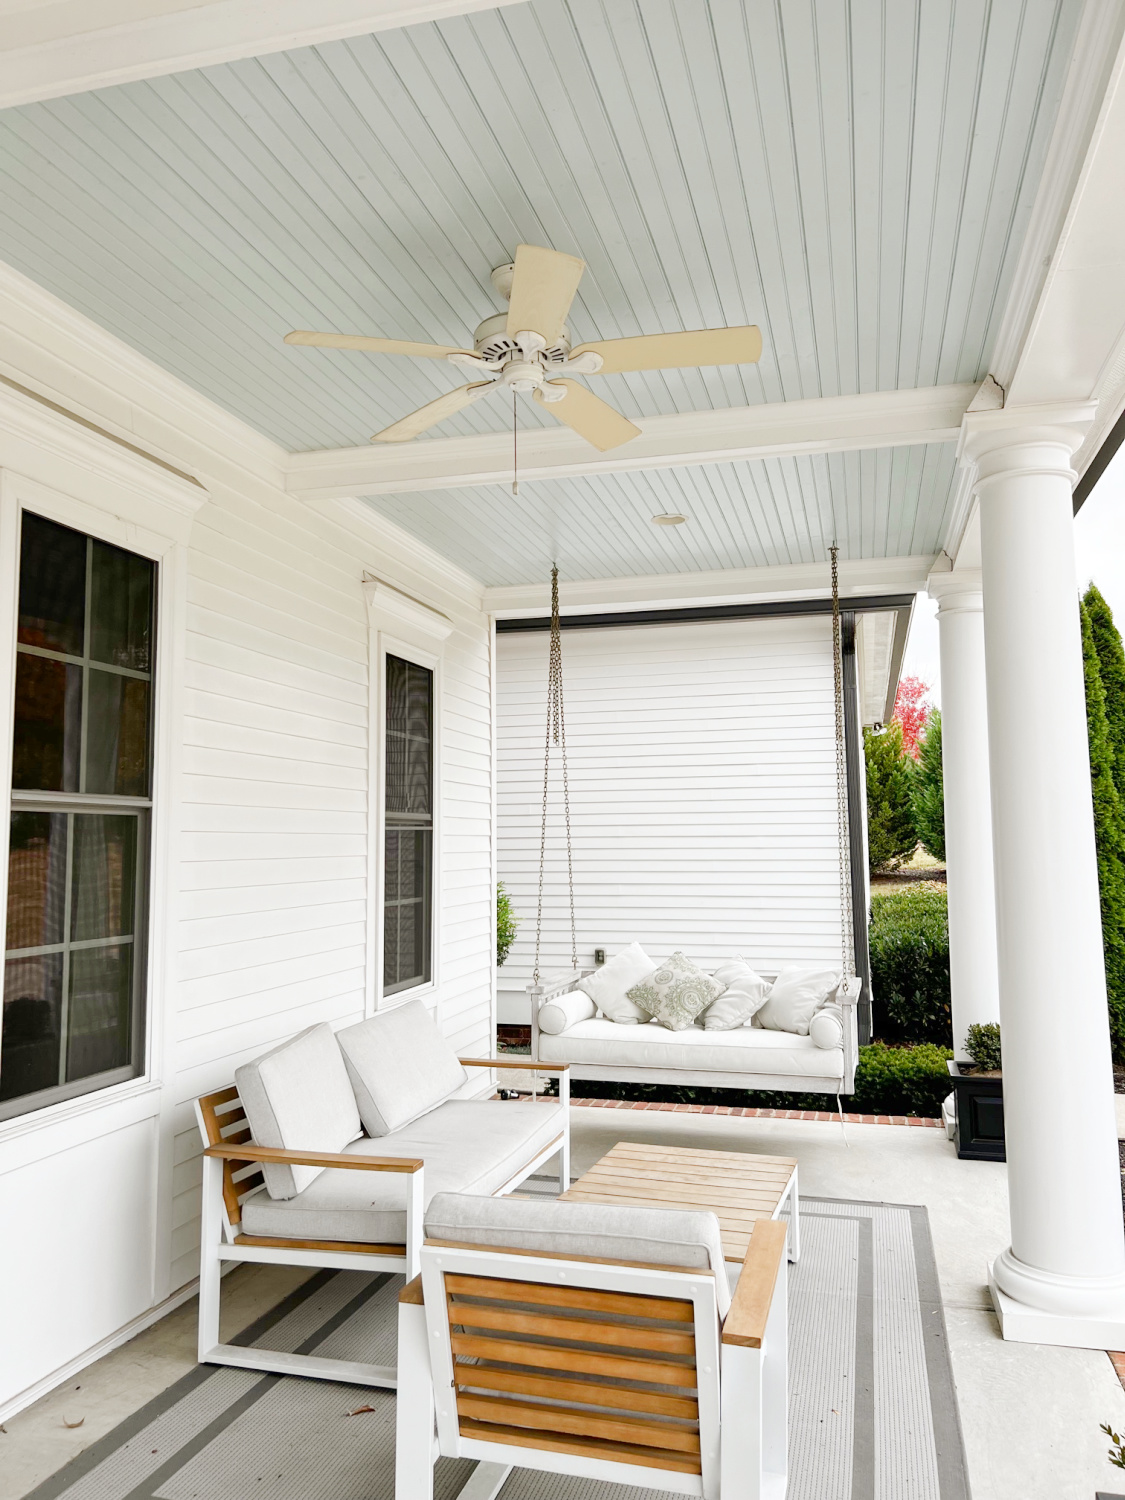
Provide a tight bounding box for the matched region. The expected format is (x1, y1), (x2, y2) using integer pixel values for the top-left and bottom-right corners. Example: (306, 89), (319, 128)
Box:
(809, 1004), (845, 1050)
(538, 991), (598, 1035)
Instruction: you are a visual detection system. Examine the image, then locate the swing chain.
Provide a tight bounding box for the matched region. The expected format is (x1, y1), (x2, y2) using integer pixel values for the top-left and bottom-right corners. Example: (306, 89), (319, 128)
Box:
(831, 545), (856, 978)
(533, 566), (578, 984)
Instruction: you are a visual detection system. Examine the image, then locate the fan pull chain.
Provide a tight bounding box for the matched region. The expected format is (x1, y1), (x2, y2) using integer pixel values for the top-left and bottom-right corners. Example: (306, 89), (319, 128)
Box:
(831, 544), (856, 979)
(533, 565), (577, 984)
(512, 392), (519, 496)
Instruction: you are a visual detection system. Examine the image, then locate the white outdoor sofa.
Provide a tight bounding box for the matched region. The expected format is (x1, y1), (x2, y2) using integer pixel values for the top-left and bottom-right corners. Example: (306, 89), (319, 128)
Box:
(530, 967), (861, 1098)
(194, 999), (569, 1389)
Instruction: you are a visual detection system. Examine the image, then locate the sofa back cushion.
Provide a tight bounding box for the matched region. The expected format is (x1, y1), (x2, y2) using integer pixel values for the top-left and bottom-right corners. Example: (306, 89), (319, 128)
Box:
(235, 1023), (362, 1199)
(424, 1191), (730, 1316)
(337, 1000), (467, 1137)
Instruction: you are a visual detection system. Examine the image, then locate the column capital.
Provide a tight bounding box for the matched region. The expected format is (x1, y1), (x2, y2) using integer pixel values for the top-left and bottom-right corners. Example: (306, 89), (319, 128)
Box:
(957, 400), (1096, 493)
(926, 567), (983, 612)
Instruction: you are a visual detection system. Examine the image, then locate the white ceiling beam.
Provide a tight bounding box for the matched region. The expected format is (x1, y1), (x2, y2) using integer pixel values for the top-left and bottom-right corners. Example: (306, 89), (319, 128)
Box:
(484, 555), (933, 618)
(0, 0), (526, 108)
(285, 382), (977, 500)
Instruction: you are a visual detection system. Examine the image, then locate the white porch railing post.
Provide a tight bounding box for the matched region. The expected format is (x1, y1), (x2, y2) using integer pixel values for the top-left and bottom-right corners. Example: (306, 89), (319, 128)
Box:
(961, 400), (1125, 1347)
(926, 569), (1000, 1054)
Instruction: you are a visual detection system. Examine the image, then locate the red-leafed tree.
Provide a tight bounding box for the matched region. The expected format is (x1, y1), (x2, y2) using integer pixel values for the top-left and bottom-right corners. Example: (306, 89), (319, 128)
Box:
(892, 676), (932, 760)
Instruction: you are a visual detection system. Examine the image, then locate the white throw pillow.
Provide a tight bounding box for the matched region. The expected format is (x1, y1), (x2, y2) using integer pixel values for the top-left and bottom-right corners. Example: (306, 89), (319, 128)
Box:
(755, 966), (840, 1035)
(809, 1005), (845, 1049)
(235, 1023), (363, 1199)
(576, 943), (655, 1024)
(336, 1000), (467, 1137)
(538, 991), (598, 1036)
(701, 958), (771, 1031)
(627, 952), (724, 1031)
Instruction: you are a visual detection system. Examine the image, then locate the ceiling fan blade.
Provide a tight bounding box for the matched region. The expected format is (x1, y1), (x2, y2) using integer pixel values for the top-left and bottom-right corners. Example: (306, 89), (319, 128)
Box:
(506, 245), (585, 346)
(571, 325), (763, 374)
(286, 330), (476, 358)
(534, 380), (641, 451)
(372, 381), (497, 443)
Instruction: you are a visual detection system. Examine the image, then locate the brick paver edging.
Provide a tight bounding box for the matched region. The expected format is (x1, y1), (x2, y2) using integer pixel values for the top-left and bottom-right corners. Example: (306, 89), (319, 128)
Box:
(566, 1096), (942, 1127)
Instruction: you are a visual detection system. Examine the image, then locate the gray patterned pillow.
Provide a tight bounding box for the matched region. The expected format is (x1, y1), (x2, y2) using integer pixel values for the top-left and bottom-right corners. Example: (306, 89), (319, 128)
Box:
(627, 951), (724, 1031)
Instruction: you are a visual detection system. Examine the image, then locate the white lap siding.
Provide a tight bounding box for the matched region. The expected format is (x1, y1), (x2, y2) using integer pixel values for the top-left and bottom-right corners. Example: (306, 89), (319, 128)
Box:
(496, 616), (844, 1015)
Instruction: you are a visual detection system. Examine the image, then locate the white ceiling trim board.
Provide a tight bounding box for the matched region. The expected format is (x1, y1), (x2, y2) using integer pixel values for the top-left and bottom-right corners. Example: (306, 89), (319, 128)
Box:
(0, 0), (527, 109)
(484, 555), (934, 617)
(286, 383), (979, 500)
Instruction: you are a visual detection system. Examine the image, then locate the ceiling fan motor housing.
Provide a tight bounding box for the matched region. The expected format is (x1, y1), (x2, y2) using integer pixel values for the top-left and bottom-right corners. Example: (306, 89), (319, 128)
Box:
(472, 311), (570, 367)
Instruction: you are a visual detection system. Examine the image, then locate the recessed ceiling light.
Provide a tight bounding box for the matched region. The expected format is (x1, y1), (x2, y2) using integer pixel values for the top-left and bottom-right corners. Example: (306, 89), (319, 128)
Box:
(652, 513), (687, 526)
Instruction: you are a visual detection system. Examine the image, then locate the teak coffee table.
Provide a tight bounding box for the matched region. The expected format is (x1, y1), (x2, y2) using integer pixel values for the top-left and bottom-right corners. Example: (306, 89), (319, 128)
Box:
(561, 1140), (800, 1263)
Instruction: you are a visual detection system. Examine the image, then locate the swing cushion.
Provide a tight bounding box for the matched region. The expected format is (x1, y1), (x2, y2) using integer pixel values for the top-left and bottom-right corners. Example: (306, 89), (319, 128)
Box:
(626, 951), (723, 1031)
(576, 943), (654, 1024)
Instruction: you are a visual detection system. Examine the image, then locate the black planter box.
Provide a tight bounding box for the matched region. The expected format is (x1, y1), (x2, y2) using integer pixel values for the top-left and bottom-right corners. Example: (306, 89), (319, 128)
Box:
(947, 1059), (1005, 1161)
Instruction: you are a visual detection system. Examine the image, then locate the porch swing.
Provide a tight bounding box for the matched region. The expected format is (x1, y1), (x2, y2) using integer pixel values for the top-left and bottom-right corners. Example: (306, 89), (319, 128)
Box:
(526, 552), (863, 1097)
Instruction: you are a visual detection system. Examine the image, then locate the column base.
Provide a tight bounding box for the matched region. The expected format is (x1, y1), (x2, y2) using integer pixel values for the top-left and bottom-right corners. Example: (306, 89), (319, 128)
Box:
(989, 1268), (1125, 1350)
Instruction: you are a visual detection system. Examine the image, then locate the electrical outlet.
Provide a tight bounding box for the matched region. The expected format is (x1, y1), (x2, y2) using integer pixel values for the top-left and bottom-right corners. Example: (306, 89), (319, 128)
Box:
(594, 948), (606, 966)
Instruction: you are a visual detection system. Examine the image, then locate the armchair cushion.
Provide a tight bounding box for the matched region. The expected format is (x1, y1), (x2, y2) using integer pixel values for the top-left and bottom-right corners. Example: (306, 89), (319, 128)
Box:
(424, 1192), (731, 1315)
(336, 1000), (468, 1137)
(235, 1023), (362, 1199)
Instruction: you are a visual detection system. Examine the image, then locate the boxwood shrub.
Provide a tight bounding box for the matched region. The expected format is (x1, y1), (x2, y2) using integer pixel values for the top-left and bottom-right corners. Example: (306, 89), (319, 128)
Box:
(869, 886), (952, 1046)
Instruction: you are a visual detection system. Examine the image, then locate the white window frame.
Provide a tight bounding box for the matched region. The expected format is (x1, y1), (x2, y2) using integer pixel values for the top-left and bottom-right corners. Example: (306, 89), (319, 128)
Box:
(0, 468), (192, 1139)
(364, 579), (452, 1013)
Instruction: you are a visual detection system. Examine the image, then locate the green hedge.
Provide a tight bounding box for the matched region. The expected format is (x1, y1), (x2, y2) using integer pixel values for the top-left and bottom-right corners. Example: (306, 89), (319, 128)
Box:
(869, 887), (952, 1046)
(563, 1041), (953, 1119)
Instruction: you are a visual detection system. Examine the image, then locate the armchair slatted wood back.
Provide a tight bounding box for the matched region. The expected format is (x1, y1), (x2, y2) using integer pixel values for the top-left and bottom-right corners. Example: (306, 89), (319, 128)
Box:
(195, 1085), (263, 1237)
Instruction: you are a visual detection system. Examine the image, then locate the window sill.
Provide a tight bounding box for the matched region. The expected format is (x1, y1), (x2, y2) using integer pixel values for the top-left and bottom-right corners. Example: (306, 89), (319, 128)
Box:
(0, 1073), (161, 1149)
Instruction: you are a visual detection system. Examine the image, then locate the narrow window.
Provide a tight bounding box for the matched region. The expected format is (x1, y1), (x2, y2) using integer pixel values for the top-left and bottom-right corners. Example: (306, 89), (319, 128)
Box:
(383, 654), (432, 995)
(2, 512), (154, 1118)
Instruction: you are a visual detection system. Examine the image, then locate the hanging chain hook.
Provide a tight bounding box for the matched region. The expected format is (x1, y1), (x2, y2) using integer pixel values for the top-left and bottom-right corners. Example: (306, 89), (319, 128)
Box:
(533, 565), (578, 983)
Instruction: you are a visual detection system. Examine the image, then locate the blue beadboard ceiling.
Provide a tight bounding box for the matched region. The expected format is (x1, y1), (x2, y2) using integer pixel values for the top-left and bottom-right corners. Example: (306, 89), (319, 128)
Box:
(0, 0), (1080, 583)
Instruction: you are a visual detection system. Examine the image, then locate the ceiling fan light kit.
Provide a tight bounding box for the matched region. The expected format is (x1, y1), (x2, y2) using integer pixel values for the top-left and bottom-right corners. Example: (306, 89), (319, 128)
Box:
(652, 512), (687, 525)
(285, 243), (762, 451)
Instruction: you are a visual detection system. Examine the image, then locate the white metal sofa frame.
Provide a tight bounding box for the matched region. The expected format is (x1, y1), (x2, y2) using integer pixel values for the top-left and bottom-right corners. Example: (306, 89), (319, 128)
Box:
(396, 1217), (789, 1500)
(194, 1058), (571, 1390)
(530, 969), (861, 1096)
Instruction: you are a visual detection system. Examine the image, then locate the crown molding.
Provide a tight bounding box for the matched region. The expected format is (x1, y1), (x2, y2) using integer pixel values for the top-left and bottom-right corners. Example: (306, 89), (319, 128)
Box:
(0, 0), (525, 109)
(363, 576), (454, 643)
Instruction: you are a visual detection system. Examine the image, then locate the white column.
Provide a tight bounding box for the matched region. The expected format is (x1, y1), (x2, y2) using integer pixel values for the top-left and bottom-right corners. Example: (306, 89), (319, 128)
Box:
(961, 401), (1125, 1348)
(926, 572), (1000, 1055)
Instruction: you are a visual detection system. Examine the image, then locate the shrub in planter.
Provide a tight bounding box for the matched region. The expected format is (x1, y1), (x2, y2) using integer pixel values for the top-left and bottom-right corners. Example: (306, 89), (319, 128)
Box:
(965, 1021), (1001, 1072)
(869, 887), (951, 1046)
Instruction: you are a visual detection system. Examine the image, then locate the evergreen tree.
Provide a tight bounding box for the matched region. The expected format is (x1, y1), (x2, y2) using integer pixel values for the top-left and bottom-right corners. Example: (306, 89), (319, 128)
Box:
(1080, 599), (1125, 1061)
(912, 710), (945, 861)
(864, 721), (917, 875)
(1084, 584), (1125, 807)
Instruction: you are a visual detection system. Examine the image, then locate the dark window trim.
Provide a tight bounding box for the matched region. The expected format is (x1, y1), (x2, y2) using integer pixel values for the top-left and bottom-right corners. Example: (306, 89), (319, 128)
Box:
(382, 652), (435, 998)
(1074, 403), (1125, 513)
(495, 592), (916, 633)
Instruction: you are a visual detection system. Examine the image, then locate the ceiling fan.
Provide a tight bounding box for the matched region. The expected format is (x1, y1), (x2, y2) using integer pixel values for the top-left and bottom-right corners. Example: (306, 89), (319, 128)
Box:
(284, 244), (762, 452)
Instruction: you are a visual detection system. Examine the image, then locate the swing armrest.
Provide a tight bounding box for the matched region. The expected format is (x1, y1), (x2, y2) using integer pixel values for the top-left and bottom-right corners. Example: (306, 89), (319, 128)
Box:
(527, 968), (594, 1003)
(837, 976), (863, 1006)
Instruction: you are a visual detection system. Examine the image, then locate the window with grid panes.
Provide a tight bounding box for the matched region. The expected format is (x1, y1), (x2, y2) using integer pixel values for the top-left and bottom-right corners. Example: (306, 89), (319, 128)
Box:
(384, 654), (432, 995)
(2, 512), (154, 1118)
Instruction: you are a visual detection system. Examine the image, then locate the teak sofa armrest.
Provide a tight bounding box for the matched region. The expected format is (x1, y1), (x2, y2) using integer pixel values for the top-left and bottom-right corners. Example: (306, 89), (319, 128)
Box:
(459, 1057), (570, 1072)
(722, 1219), (788, 1348)
(204, 1143), (424, 1173)
(400, 1274), (424, 1305)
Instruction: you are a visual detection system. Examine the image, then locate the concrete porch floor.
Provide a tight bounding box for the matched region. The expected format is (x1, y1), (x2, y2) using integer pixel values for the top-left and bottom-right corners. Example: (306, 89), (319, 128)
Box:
(3, 1108), (1125, 1500)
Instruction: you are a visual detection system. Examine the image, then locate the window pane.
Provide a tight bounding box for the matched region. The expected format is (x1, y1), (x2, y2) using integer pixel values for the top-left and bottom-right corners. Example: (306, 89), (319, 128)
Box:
(18, 512), (86, 658)
(66, 945), (132, 1082)
(71, 815), (137, 942)
(406, 734), (431, 816)
(384, 828), (430, 991)
(12, 653), (82, 792)
(7, 811), (67, 951)
(1, 954), (63, 1102)
(90, 540), (153, 672)
(85, 671), (150, 796)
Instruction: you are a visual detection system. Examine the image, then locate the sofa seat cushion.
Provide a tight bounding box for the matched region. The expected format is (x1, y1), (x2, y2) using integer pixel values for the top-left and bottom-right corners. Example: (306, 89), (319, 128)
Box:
(235, 1023), (362, 1200)
(239, 1100), (565, 1244)
(536, 1017), (843, 1080)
